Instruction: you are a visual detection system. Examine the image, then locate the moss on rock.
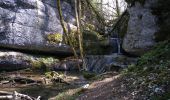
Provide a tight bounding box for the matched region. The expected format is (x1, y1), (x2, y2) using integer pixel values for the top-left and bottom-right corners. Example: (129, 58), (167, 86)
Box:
(31, 60), (44, 69)
(83, 30), (102, 41)
(47, 33), (63, 44)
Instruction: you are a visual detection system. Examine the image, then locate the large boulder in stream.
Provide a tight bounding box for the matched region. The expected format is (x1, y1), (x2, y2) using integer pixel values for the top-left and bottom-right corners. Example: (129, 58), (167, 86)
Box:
(53, 58), (81, 71)
(0, 50), (60, 71)
(122, 0), (158, 56)
(0, 0), (75, 54)
(0, 50), (80, 71)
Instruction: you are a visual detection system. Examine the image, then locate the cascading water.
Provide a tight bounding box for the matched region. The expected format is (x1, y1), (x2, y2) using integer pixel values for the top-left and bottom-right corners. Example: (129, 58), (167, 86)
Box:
(109, 37), (122, 54)
(105, 26), (122, 54)
(117, 38), (121, 54)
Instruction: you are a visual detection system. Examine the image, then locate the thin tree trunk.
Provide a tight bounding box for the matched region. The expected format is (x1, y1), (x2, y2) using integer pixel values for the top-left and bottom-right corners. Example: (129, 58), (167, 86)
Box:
(115, 0), (121, 17)
(57, 0), (81, 70)
(75, 0), (86, 70)
(86, 0), (105, 24)
(100, 0), (103, 12)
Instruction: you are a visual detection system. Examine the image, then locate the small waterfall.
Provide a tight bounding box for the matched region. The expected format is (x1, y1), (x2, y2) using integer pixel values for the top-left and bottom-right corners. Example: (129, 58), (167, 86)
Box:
(109, 38), (122, 54)
(116, 38), (121, 54)
(106, 26), (122, 54)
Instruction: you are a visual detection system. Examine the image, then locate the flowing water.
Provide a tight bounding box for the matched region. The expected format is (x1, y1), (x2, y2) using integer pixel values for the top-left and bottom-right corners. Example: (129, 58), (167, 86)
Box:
(0, 70), (87, 100)
(109, 37), (122, 54)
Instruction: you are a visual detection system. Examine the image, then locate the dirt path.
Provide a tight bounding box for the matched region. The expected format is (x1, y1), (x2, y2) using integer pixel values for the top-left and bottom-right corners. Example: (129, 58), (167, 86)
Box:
(77, 74), (132, 100)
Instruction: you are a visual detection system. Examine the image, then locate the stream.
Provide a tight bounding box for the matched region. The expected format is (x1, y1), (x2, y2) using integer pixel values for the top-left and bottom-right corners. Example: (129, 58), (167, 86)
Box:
(0, 70), (88, 100)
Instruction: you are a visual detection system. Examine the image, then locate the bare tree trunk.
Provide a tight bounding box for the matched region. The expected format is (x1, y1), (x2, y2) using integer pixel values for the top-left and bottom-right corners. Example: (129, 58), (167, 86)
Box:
(100, 0), (103, 12)
(86, 0), (106, 25)
(75, 0), (86, 70)
(57, 0), (81, 70)
(115, 0), (121, 17)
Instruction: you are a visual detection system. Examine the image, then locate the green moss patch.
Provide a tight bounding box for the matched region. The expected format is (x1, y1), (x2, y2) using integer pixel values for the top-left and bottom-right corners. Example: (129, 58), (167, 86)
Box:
(47, 33), (63, 44)
(82, 71), (96, 79)
(83, 29), (112, 55)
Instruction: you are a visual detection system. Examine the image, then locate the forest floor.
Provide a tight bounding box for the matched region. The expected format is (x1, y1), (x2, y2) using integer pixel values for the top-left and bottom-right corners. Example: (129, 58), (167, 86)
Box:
(0, 70), (169, 100)
(50, 71), (137, 100)
(77, 41), (170, 100)
(77, 73), (133, 100)
(0, 70), (88, 100)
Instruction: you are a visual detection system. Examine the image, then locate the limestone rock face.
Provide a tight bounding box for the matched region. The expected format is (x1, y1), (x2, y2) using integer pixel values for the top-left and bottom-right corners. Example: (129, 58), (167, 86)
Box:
(0, 0), (75, 53)
(122, 0), (158, 56)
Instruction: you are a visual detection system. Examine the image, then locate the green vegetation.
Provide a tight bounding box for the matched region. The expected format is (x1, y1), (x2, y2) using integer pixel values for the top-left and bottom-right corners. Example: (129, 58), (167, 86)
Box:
(83, 30), (102, 41)
(47, 33), (63, 44)
(122, 40), (170, 99)
(82, 71), (96, 79)
(31, 60), (43, 69)
(82, 29), (112, 55)
(84, 23), (96, 31)
(83, 29), (101, 54)
(30, 56), (59, 72)
(44, 71), (65, 79)
(153, 0), (170, 41)
(68, 30), (79, 49)
(19, 84), (75, 100)
(138, 41), (170, 66)
(54, 87), (85, 100)
(55, 92), (77, 100)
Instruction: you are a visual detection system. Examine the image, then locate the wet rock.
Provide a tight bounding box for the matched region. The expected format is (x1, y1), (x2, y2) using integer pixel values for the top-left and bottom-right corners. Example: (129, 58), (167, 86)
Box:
(0, 50), (59, 71)
(85, 54), (137, 73)
(53, 58), (82, 71)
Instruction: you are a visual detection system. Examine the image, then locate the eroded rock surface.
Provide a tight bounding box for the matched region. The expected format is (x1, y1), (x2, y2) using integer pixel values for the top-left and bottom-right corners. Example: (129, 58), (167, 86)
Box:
(0, 0), (75, 53)
(0, 50), (59, 71)
(122, 0), (158, 55)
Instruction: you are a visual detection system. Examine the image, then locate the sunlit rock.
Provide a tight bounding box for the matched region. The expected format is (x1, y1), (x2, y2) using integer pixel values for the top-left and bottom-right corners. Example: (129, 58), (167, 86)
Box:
(0, 0), (75, 54)
(122, 0), (158, 56)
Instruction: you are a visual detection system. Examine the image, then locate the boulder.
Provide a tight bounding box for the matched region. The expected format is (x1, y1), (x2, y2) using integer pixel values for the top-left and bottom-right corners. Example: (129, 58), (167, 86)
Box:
(53, 58), (82, 71)
(0, 50), (59, 71)
(122, 0), (158, 56)
(0, 0), (75, 54)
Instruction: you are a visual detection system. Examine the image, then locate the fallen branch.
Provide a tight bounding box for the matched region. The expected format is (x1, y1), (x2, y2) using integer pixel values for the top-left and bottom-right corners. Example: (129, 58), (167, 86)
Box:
(0, 95), (13, 99)
(0, 91), (12, 95)
(0, 91), (41, 100)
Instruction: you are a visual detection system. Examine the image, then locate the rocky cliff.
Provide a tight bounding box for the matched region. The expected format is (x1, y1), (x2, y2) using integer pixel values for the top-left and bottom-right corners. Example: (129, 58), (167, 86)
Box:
(122, 0), (158, 56)
(0, 0), (75, 54)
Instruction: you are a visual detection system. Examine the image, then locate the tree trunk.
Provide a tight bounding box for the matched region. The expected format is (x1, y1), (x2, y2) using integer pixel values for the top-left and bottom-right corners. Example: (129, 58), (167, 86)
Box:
(57, 0), (80, 70)
(76, 0), (87, 70)
(115, 0), (121, 17)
